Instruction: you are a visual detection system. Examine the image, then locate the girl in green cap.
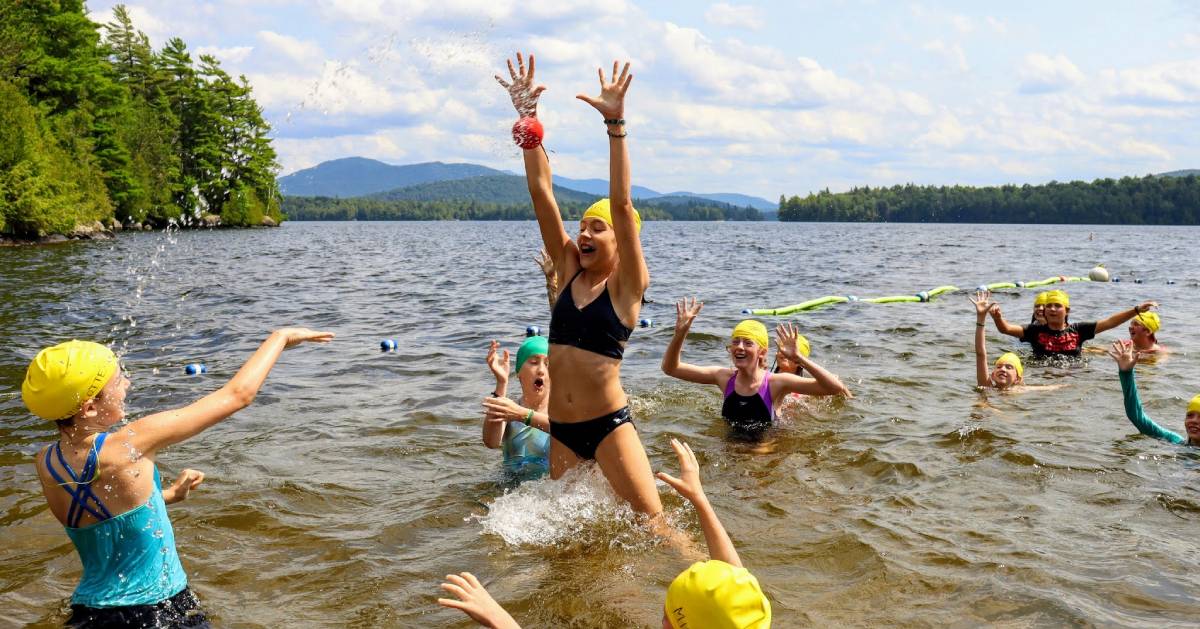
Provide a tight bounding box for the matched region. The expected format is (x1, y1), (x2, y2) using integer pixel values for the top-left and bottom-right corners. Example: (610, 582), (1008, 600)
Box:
(482, 336), (551, 479)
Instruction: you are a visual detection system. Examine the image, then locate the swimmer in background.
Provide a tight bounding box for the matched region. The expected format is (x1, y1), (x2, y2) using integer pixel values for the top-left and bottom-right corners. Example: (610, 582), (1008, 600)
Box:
(1031, 291), (1048, 326)
(498, 52), (664, 517)
(21, 328), (332, 627)
(1127, 310), (1167, 355)
(661, 297), (850, 434)
(971, 290), (1024, 390)
(437, 439), (772, 628)
(988, 289), (1157, 358)
(482, 337), (551, 479)
(1108, 340), (1198, 446)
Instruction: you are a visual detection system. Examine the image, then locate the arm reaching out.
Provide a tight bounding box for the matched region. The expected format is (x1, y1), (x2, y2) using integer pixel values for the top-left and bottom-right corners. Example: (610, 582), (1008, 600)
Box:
(970, 290), (993, 387)
(989, 302), (1024, 338)
(126, 328), (333, 457)
(656, 439), (742, 568)
(1107, 340), (1186, 444)
(1096, 301), (1157, 334)
(437, 572), (522, 629)
(773, 323), (852, 397)
(661, 298), (725, 386)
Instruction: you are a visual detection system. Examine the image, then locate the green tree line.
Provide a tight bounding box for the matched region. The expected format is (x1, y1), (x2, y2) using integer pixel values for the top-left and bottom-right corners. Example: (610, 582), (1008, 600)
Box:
(0, 2), (281, 239)
(779, 175), (1200, 224)
(282, 195), (762, 222)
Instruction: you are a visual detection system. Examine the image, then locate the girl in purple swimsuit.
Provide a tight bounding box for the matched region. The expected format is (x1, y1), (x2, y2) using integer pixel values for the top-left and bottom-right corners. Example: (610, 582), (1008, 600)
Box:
(661, 298), (851, 433)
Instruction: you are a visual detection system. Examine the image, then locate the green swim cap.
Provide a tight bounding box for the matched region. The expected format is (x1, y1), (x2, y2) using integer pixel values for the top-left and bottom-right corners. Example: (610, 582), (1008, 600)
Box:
(515, 335), (548, 373)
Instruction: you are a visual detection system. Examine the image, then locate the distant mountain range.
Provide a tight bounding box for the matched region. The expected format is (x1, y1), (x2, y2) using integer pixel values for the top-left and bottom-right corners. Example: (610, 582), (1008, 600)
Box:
(1158, 169), (1200, 178)
(277, 157), (776, 210)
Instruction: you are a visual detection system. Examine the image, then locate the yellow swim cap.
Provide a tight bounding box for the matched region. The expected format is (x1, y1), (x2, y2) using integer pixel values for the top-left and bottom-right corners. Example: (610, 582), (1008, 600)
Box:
(22, 341), (118, 420)
(732, 320), (769, 350)
(582, 198), (642, 233)
(1034, 292), (1051, 306)
(1188, 394), (1200, 415)
(794, 333), (811, 358)
(1136, 311), (1160, 334)
(665, 560), (771, 629)
(1042, 290), (1069, 308)
(994, 352), (1024, 379)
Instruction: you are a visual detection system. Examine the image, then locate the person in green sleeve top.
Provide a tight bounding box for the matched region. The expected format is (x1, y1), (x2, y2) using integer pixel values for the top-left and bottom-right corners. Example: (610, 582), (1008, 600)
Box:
(1108, 340), (1200, 446)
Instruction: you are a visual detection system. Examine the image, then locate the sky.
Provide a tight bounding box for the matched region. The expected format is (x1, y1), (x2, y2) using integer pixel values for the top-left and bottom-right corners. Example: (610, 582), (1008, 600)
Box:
(87, 1), (1200, 199)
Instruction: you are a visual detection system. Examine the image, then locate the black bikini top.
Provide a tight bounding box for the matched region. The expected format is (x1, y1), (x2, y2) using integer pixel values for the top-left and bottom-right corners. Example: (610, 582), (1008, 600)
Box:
(548, 269), (633, 360)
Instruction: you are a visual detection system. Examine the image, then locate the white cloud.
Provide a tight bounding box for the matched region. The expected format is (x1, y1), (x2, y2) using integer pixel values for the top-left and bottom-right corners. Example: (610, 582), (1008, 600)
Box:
(1118, 139), (1171, 161)
(985, 16), (1007, 34)
(195, 45), (254, 64)
(921, 39), (969, 73)
(258, 31), (324, 64)
(915, 113), (968, 148)
(1100, 59), (1200, 105)
(704, 3), (765, 30)
(1019, 53), (1085, 94)
(249, 61), (437, 117)
(950, 15), (974, 34)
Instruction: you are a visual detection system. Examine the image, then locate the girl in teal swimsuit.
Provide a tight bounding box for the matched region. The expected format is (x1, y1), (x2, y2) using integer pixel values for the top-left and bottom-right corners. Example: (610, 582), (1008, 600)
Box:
(1108, 340), (1199, 446)
(23, 328), (332, 626)
(483, 337), (552, 478)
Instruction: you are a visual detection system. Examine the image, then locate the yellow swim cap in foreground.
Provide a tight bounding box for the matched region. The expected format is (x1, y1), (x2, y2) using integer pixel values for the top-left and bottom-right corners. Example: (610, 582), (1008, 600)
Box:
(732, 320), (769, 350)
(22, 341), (118, 420)
(665, 560), (771, 629)
(1042, 290), (1069, 308)
(794, 333), (811, 358)
(1188, 394), (1200, 415)
(994, 352), (1024, 379)
(1136, 311), (1160, 334)
(582, 198), (642, 232)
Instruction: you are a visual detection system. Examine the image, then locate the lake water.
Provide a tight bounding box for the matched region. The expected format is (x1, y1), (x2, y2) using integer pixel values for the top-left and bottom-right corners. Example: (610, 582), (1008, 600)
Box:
(2, 221), (1199, 627)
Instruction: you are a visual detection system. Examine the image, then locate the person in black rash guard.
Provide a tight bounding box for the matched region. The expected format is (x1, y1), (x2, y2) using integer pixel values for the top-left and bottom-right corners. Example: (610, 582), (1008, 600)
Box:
(988, 289), (1157, 358)
(661, 297), (851, 434)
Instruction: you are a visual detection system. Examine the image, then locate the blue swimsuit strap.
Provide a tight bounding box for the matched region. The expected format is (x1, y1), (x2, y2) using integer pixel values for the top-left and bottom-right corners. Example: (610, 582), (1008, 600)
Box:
(44, 433), (112, 527)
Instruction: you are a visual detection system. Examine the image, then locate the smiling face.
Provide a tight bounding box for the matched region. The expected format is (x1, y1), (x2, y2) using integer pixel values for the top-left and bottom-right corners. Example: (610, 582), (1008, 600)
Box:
(577, 217), (616, 269)
(990, 361), (1019, 389)
(1128, 318), (1155, 345)
(1032, 304), (1046, 324)
(1185, 409), (1200, 442)
(517, 354), (549, 401)
(729, 337), (766, 371)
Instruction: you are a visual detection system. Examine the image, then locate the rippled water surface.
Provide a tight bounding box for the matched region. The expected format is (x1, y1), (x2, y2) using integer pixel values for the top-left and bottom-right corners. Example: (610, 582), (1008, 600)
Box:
(2, 221), (1199, 627)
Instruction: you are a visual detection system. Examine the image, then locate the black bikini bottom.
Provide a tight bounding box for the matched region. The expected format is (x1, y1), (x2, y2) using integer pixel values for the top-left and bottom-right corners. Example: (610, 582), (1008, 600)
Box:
(550, 406), (634, 460)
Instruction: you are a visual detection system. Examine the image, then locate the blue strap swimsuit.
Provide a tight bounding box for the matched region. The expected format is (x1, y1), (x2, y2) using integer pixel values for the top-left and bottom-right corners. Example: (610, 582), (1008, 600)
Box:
(45, 433), (189, 607)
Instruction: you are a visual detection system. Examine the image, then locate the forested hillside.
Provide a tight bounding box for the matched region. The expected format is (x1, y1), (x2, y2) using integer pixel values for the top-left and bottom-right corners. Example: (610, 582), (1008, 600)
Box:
(780, 175), (1200, 224)
(0, 3), (281, 239)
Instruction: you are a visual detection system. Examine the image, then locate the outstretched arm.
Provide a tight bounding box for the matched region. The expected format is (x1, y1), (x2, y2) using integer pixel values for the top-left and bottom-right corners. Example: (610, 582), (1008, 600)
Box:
(497, 52), (571, 278)
(438, 572), (521, 629)
(483, 341), (510, 449)
(1108, 341), (1186, 444)
(577, 61), (648, 304)
(1096, 301), (1157, 334)
(970, 291), (993, 387)
(656, 439), (742, 567)
(661, 298), (725, 386)
(989, 302), (1024, 338)
(127, 328), (333, 457)
(773, 323), (851, 397)
(161, 469), (205, 505)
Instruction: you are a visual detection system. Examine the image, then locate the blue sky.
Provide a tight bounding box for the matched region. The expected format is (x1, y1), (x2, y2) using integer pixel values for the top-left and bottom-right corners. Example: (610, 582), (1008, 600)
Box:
(87, 1), (1200, 199)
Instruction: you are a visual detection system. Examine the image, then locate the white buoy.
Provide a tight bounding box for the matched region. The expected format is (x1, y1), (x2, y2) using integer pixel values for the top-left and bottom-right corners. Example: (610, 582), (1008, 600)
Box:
(1088, 265), (1110, 282)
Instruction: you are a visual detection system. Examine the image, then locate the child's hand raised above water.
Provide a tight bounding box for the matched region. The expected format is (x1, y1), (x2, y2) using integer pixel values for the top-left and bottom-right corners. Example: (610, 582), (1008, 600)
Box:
(162, 469), (205, 505)
(495, 52), (544, 118)
(656, 438), (705, 505)
(775, 322), (801, 362)
(486, 340), (511, 388)
(674, 297), (703, 331)
(1108, 339), (1139, 372)
(438, 572), (521, 629)
(969, 290), (995, 319)
(276, 327), (335, 348)
(576, 60), (632, 120)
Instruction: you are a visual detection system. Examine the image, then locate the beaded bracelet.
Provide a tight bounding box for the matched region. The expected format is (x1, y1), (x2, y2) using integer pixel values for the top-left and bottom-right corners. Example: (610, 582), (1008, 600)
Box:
(603, 118), (625, 125)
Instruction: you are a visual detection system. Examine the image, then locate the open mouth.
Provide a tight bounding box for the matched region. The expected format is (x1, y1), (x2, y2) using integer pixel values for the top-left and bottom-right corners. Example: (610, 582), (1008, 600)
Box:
(533, 377), (545, 389)
(579, 243), (595, 255)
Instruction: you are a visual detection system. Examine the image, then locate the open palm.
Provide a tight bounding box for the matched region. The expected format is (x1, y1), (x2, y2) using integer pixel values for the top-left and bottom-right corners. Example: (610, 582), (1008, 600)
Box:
(577, 60), (632, 120)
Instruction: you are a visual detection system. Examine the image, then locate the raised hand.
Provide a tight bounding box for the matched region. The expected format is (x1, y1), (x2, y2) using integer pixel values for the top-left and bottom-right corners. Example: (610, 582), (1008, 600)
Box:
(277, 328), (335, 349)
(1107, 339), (1138, 371)
(655, 438), (705, 505)
(1135, 301), (1158, 314)
(495, 52), (545, 118)
(534, 248), (554, 278)
(486, 340), (510, 383)
(775, 322), (801, 362)
(482, 396), (524, 423)
(438, 572), (521, 629)
(674, 297), (703, 331)
(576, 60), (632, 120)
(969, 290), (993, 318)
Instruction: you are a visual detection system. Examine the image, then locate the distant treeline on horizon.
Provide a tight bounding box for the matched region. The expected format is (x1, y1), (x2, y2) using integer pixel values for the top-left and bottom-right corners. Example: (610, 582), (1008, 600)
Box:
(1, 3), (281, 239)
(780, 174), (1200, 224)
(281, 195), (763, 222)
